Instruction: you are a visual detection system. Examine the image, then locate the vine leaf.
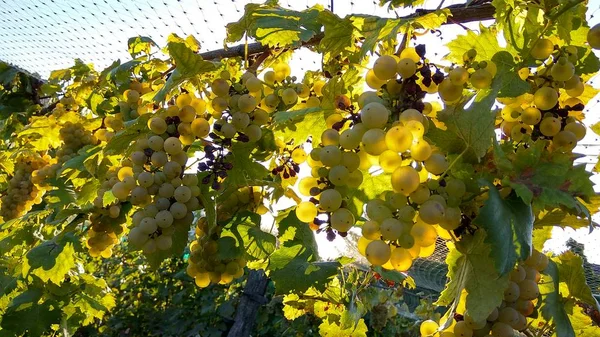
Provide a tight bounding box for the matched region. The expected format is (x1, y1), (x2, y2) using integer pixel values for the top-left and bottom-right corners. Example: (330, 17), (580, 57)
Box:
(318, 11), (356, 59)
(445, 24), (503, 64)
(272, 107), (327, 144)
(554, 251), (600, 309)
(436, 230), (509, 323)
(1, 288), (61, 337)
(343, 172), (392, 218)
(473, 180), (533, 275)
(22, 240), (76, 285)
(127, 36), (158, 57)
(225, 142), (270, 188)
(539, 260), (575, 337)
(222, 211), (276, 260)
(319, 317), (368, 336)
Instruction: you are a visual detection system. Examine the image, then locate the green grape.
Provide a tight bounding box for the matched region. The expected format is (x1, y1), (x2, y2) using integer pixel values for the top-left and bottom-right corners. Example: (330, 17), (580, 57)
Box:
(588, 23), (600, 49)
(470, 69), (492, 89)
(533, 87), (558, 110)
(380, 218), (407, 241)
(518, 279), (539, 300)
(566, 80), (585, 97)
(339, 128), (362, 149)
(358, 91), (383, 109)
(530, 38), (554, 60)
(128, 227), (149, 247)
(320, 145), (342, 167)
(365, 240), (391, 266)
(397, 58), (417, 78)
(149, 117), (168, 134)
(398, 233), (415, 249)
(490, 322), (513, 337)
(245, 76), (263, 92)
(329, 165), (350, 186)
(231, 112), (250, 131)
(137, 171), (154, 188)
(321, 128), (340, 146)
(174, 186), (192, 203)
(449, 67), (469, 85)
(387, 78), (403, 95)
(410, 185), (430, 204)
(454, 321), (473, 337)
(111, 182), (130, 200)
(423, 153), (448, 175)
(446, 179), (466, 198)
(520, 107), (541, 125)
(440, 207), (461, 230)
(366, 200), (393, 223)
(361, 102), (390, 129)
(438, 79), (463, 102)
(362, 220), (381, 240)
(151, 151), (168, 167)
(319, 188), (343, 212)
(331, 208), (355, 232)
(296, 201), (318, 222)
(410, 140), (432, 161)
(388, 192), (407, 209)
(347, 169), (363, 188)
(397, 205), (416, 222)
(511, 265), (526, 282)
(464, 312), (487, 330)
(400, 108), (423, 124)
(419, 200), (445, 224)
(564, 74), (581, 90)
(155, 210), (174, 228)
(551, 58), (575, 82)
(281, 88), (298, 105)
(379, 150), (402, 173)
(385, 125), (413, 152)
(341, 151), (361, 171)
(140, 217), (158, 234)
(498, 307), (519, 327)
(392, 166), (420, 196)
(564, 122), (586, 141)
(504, 281), (521, 302)
(170, 202), (187, 219)
(361, 128), (388, 155)
(539, 117), (561, 136)
(552, 130), (577, 151)
(156, 235), (173, 250)
(373, 55), (398, 80)
(501, 105), (521, 122)
(244, 124), (262, 142)
(366, 69), (386, 89)
(211, 79), (230, 97)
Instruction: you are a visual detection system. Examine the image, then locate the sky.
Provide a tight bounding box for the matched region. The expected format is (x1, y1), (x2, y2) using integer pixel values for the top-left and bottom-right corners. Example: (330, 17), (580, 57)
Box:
(1, 0), (600, 263)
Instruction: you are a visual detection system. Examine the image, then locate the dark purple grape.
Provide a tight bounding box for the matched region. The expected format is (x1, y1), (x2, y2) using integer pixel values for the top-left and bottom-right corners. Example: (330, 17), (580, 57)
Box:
(422, 77), (432, 87)
(415, 44), (426, 58)
(211, 181), (221, 190)
(338, 231), (348, 237)
(144, 148), (154, 157)
(420, 66), (431, 78)
(326, 229), (336, 241)
(198, 163), (209, 171)
(432, 71), (445, 85)
(223, 162), (233, 170)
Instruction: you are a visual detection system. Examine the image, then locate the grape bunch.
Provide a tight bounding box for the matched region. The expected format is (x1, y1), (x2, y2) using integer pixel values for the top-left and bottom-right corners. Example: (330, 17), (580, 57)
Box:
(497, 42), (588, 152)
(32, 121), (98, 187)
(419, 249), (547, 337)
(0, 154), (48, 221)
(186, 220), (247, 288)
(118, 81), (154, 121)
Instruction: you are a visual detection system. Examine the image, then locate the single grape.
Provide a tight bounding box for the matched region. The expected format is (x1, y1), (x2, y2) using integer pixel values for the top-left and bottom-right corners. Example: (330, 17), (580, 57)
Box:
(361, 128), (388, 155)
(533, 87), (558, 110)
(373, 55), (398, 80)
(520, 107), (541, 125)
(588, 23), (600, 49)
(439, 79), (463, 102)
(539, 117), (561, 136)
(397, 58), (417, 78)
(391, 166), (420, 196)
(362, 220), (381, 240)
(365, 240), (391, 266)
(296, 201), (318, 223)
(530, 38), (554, 60)
(470, 69), (493, 89)
(331, 207), (355, 232)
(319, 188), (343, 212)
(361, 102), (390, 129)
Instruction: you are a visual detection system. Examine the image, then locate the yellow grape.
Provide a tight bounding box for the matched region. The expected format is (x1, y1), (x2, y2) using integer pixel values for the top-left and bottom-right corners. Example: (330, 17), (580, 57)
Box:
(510, 124), (532, 142)
(453, 321), (473, 337)
(347, 169), (363, 188)
(411, 221), (437, 247)
(299, 177), (318, 196)
(539, 117), (561, 137)
(588, 23), (600, 49)
(518, 67), (530, 80)
(390, 247), (413, 272)
(245, 76), (263, 92)
(438, 79), (463, 102)
(149, 117), (168, 134)
(296, 201), (318, 222)
(373, 55), (398, 80)
(470, 69), (493, 89)
(530, 38), (554, 60)
(281, 88), (298, 105)
(410, 185), (430, 204)
(391, 166), (420, 196)
(291, 148), (308, 164)
(400, 47), (421, 63)
(274, 63), (291, 81)
(362, 220), (381, 240)
(564, 122), (586, 140)
(361, 129), (388, 155)
(385, 125), (413, 152)
(397, 58), (417, 78)
(410, 140), (432, 161)
(520, 107), (541, 125)
(365, 240), (391, 266)
(564, 74), (581, 90)
(533, 87), (558, 110)
(387, 78), (402, 96)
(566, 81), (585, 97)
(211, 79), (230, 97)
(379, 150), (403, 173)
(313, 80), (325, 96)
(366, 69), (386, 89)
(501, 105), (521, 122)
(518, 279), (539, 300)
(331, 208), (355, 232)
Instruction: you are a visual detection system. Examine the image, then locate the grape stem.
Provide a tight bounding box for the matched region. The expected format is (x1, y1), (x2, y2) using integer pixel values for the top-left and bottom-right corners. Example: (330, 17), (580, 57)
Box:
(440, 146), (468, 178)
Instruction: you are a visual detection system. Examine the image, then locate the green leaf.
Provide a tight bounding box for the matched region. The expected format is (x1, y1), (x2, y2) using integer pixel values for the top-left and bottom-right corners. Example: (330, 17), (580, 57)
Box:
(345, 172), (392, 217)
(554, 251), (600, 309)
(272, 107), (327, 144)
(102, 190), (118, 207)
(22, 240), (76, 285)
(1, 288), (61, 337)
(473, 180), (533, 275)
(436, 230), (510, 323)
(378, 0), (425, 8)
(372, 266), (409, 284)
(224, 211), (276, 260)
(153, 37), (219, 102)
(127, 36), (158, 57)
(319, 317), (368, 337)
(225, 3), (262, 43)
(276, 208), (318, 254)
(539, 260), (575, 337)
(318, 11), (356, 58)
(445, 24), (503, 64)
(224, 143), (270, 188)
(532, 227), (553, 251)
(145, 220), (191, 269)
(269, 244), (340, 294)
(568, 301), (600, 337)
(103, 114), (151, 155)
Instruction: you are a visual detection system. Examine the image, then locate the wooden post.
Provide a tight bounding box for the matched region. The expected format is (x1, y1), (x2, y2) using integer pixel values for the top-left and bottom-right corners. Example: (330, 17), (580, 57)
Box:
(227, 270), (269, 337)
